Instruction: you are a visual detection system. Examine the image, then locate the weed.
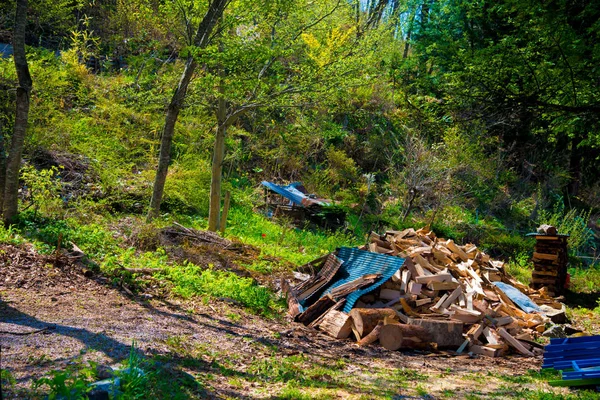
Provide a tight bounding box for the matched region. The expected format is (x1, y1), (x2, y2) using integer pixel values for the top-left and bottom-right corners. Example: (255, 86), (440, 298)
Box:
(118, 341), (149, 400)
(34, 360), (96, 400)
(163, 263), (282, 317)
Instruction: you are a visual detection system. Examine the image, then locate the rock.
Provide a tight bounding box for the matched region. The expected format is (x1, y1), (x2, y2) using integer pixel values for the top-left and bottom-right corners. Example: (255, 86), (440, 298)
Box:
(542, 324), (567, 338)
(95, 364), (114, 380)
(539, 304), (567, 324)
(88, 378), (121, 398)
(86, 388), (109, 400)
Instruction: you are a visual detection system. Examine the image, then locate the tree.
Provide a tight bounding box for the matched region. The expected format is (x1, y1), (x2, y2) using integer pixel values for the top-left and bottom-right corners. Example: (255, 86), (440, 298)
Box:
(147, 0), (230, 221)
(190, 0), (376, 231)
(3, 0), (32, 224)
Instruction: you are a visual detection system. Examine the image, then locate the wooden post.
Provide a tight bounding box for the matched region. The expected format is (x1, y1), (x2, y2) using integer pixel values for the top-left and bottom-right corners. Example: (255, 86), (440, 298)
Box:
(219, 190), (231, 235)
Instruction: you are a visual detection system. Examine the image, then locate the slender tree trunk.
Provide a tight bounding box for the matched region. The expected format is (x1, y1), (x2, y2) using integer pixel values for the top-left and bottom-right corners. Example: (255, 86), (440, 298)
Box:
(0, 120), (7, 212)
(4, 0), (32, 225)
(147, 57), (196, 220)
(208, 90), (227, 232)
(568, 135), (582, 197)
(147, 0), (229, 221)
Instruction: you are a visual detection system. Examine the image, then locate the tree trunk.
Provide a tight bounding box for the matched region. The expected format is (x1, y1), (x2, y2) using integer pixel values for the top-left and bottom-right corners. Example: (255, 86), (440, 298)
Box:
(4, 0), (32, 225)
(147, 0), (229, 221)
(208, 92), (227, 232)
(0, 120), (7, 212)
(568, 135), (582, 197)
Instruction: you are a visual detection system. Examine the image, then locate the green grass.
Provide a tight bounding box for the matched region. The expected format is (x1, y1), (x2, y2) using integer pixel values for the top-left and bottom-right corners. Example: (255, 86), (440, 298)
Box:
(161, 263), (283, 317)
(223, 206), (360, 265)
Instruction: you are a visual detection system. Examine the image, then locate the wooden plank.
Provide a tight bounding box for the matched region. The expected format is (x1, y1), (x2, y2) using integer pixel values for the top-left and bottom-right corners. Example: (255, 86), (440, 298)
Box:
(446, 240), (469, 262)
(533, 252), (558, 261)
(469, 344), (499, 357)
(415, 273), (453, 284)
(428, 281), (460, 291)
(483, 327), (499, 345)
(440, 287), (463, 310)
(296, 295), (336, 325)
(416, 298), (432, 307)
(400, 269), (411, 293)
(430, 293), (449, 313)
(497, 328), (534, 356)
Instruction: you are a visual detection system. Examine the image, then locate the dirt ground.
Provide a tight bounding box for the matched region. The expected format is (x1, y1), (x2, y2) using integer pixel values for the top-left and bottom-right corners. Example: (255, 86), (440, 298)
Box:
(0, 244), (583, 399)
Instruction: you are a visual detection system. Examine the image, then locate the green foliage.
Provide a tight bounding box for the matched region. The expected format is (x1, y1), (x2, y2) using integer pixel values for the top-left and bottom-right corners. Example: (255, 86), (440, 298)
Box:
(118, 342), (150, 400)
(34, 360), (96, 400)
(20, 164), (63, 218)
(162, 263), (282, 317)
(1, 369), (16, 392)
(225, 205), (358, 265)
(538, 201), (594, 255)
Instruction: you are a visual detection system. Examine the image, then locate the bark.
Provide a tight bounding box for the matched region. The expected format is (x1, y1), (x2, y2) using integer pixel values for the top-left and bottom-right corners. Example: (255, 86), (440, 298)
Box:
(349, 308), (397, 339)
(147, 0), (229, 220)
(4, 0), (32, 225)
(208, 91), (227, 232)
(568, 135), (582, 197)
(0, 121), (7, 212)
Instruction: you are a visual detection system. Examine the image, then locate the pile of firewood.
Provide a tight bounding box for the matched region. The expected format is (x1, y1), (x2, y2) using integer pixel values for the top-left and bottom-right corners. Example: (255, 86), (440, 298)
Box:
(287, 227), (567, 357)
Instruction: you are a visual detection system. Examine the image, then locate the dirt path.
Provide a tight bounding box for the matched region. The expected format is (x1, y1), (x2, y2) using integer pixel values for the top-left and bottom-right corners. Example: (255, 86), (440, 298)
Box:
(0, 244), (574, 399)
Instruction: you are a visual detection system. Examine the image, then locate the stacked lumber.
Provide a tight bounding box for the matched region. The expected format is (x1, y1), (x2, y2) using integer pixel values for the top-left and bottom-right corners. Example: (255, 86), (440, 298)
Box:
(544, 335), (600, 387)
(530, 226), (568, 296)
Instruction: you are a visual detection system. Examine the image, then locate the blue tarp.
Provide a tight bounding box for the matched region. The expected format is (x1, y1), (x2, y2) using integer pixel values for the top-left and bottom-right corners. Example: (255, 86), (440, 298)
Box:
(261, 181), (327, 207)
(0, 43), (14, 58)
(317, 247), (405, 313)
(493, 281), (541, 313)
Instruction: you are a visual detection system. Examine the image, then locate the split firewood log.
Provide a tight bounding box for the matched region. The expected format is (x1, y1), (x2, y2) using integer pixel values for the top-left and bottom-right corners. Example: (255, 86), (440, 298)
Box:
(349, 308), (397, 339)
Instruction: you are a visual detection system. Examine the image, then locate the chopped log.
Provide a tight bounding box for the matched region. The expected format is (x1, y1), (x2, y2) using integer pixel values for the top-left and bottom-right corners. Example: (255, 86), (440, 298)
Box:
(430, 293), (449, 313)
(537, 224), (558, 236)
(379, 323), (432, 350)
(357, 321), (383, 346)
(318, 310), (352, 339)
(308, 298), (345, 328)
(348, 308), (398, 339)
(408, 281), (422, 295)
(296, 295), (336, 325)
(406, 318), (464, 348)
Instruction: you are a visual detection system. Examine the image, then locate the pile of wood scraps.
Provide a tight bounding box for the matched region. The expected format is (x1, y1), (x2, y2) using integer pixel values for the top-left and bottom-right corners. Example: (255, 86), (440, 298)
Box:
(284, 227), (569, 358)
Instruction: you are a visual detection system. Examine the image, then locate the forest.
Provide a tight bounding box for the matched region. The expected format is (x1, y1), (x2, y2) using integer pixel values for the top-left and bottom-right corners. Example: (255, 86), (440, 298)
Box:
(0, 0), (599, 398)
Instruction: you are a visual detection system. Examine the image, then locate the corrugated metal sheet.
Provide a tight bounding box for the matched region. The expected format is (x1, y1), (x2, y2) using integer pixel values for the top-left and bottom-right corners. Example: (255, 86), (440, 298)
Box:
(323, 247), (405, 313)
(261, 181), (327, 207)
